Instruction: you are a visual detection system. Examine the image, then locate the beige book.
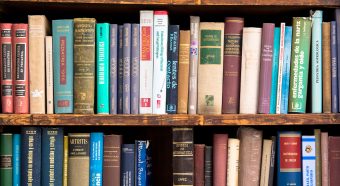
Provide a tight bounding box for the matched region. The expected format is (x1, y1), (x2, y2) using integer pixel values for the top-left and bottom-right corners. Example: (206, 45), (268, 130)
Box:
(239, 27), (262, 114)
(177, 30), (190, 114)
(322, 22), (331, 113)
(45, 36), (53, 114)
(29, 15), (50, 114)
(197, 22), (224, 114)
(63, 136), (68, 186)
(260, 139), (273, 186)
(227, 138), (240, 186)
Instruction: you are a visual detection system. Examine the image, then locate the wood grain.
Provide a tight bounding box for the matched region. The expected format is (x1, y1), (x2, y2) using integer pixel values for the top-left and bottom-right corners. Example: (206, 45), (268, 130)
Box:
(0, 114), (31, 125)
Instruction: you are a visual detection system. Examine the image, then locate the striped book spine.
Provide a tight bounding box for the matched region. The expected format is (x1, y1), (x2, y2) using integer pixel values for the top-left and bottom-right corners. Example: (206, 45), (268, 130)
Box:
(269, 27), (280, 114)
(302, 136), (316, 186)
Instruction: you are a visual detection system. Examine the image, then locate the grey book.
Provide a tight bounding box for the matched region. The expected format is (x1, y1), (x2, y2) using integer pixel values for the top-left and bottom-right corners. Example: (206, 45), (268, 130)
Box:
(131, 24), (140, 114)
(110, 24), (118, 114)
(123, 23), (131, 114)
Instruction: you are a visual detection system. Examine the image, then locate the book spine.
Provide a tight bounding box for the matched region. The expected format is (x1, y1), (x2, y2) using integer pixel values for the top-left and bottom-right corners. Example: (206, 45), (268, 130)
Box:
(0, 133), (12, 186)
(188, 16), (200, 114)
(90, 133), (104, 186)
(73, 18), (96, 114)
(321, 132), (329, 186)
(166, 25), (179, 114)
(258, 23), (275, 114)
(146, 142), (152, 186)
(131, 24), (140, 114)
(0, 23), (13, 113)
(268, 136), (276, 186)
(260, 139), (273, 186)
(135, 141), (147, 186)
(302, 136), (316, 186)
(222, 17), (244, 114)
(328, 137), (340, 186)
(52, 20), (74, 114)
(311, 10), (323, 113)
(335, 9), (340, 109)
(276, 23), (286, 114)
(21, 127), (42, 186)
(194, 144), (205, 186)
(42, 127), (64, 186)
(123, 23), (131, 114)
(227, 138), (240, 186)
(331, 21), (338, 113)
(204, 146), (212, 186)
(213, 134), (228, 186)
(63, 136), (68, 186)
(121, 144), (135, 186)
(314, 129), (321, 186)
(118, 25), (124, 114)
(96, 23), (110, 114)
(288, 17), (312, 113)
(46, 36), (54, 114)
(12, 24), (29, 114)
(12, 134), (20, 186)
(103, 135), (122, 186)
(139, 10), (154, 114)
(269, 27), (280, 114)
(109, 24), (118, 114)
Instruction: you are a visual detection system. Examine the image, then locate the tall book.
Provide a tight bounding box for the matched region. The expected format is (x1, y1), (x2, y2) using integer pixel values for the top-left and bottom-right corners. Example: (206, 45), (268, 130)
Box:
(302, 136), (316, 186)
(0, 133), (12, 186)
(269, 27), (280, 114)
(288, 17), (312, 113)
(0, 23), (13, 113)
(204, 146), (212, 186)
(188, 16), (199, 114)
(213, 134), (228, 186)
(276, 23), (286, 114)
(103, 135), (122, 186)
(12, 24), (29, 114)
(260, 139), (273, 186)
(239, 28), (262, 114)
(268, 136), (277, 186)
(63, 136), (68, 186)
(118, 25), (124, 114)
(321, 132), (329, 186)
(314, 129), (321, 186)
(42, 127), (64, 186)
(123, 23), (131, 114)
(277, 131), (302, 186)
(258, 23), (275, 114)
(331, 21), (338, 113)
(96, 23), (110, 114)
(68, 133), (90, 186)
(173, 128), (194, 186)
(28, 15), (49, 114)
(52, 20), (74, 113)
(335, 9), (340, 109)
(194, 144), (205, 186)
(12, 134), (20, 186)
(73, 18), (96, 114)
(227, 138), (240, 186)
(197, 22), (224, 114)
(166, 25), (179, 114)
(46, 36), (53, 114)
(121, 144), (135, 186)
(131, 24), (140, 114)
(90, 133), (104, 186)
(135, 140), (148, 186)
(329, 136), (340, 186)
(109, 24), (118, 114)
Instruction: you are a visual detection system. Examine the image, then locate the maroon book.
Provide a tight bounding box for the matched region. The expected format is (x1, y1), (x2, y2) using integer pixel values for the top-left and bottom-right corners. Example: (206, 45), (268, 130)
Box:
(258, 23), (275, 114)
(194, 144), (205, 186)
(103, 134), (122, 186)
(329, 136), (340, 186)
(222, 17), (244, 114)
(213, 134), (228, 186)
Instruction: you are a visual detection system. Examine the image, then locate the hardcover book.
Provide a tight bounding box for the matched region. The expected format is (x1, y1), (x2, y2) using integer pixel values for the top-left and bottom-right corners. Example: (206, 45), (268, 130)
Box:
(118, 25), (124, 114)
(204, 146), (212, 186)
(260, 139), (273, 186)
(227, 138), (240, 186)
(276, 23), (286, 114)
(329, 136), (340, 186)
(90, 132), (104, 186)
(121, 144), (135, 186)
(314, 129), (321, 186)
(321, 132), (329, 186)
(302, 136), (316, 186)
(331, 21), (338, 113)
(123, 23), (131, 114)
(135, 140), (148, 186)
(194, 144), (205, 186)
(269, 27), (280, 114)
(63, 136), (68, 186)
(213, 134), (228, 186)
(45, 36), (53, 114)
(335, 9), (340, 108)
(268, 136), (277, 186)
(103, 134), (122, 186)
(322, 22), (331, 113)
(0, 133), (12, 186)
(110, 24), (118, 114)
(12, 134), (20, 186)
(131, 24), (140, 114)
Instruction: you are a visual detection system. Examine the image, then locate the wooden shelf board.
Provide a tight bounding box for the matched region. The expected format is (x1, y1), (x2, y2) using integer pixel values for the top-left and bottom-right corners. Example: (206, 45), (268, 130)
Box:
(0, 114), (31, 125)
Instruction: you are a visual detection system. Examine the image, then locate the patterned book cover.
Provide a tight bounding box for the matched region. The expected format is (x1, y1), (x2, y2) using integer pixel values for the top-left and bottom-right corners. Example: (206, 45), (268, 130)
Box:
(0, 133), (12, 186)
(123, 23), (131, 114)
(331, 21), (338, 113)
(12, 134), (20, 186)
(269, 27), (280, 114)
(45, 36), (53, 114)
(118, 25), (124, 114)
(90, 132), (104, 186)
(302, 136), (316, 186)
(121, 144), (135, 186)
(135, 140), (148, 186)
(110, 24), (118, 114)
(276, 23), (286, 114)
(131, 24), (140, 114)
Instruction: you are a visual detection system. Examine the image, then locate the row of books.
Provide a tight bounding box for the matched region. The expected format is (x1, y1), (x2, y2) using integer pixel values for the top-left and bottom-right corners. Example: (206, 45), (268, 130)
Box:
(1, 9), (340, 115)
(0, 128), (152, 186)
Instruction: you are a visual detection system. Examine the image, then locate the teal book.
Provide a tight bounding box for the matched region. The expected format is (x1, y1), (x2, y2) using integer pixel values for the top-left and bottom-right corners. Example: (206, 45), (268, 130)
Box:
(12, 134), (20, 186)
(311, 10), (323, 113)
(52, 19), (74, 113)
(96, 23), (110, 114)
(270, 27), (280, 114)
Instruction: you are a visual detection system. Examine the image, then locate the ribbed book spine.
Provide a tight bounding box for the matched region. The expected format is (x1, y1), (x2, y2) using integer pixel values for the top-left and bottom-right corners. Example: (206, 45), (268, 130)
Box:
(90, 133), (104, 186)
(276, 23), (286, 114)
(118, 25), (124, 114)
(46, 36), (54, 114)
(63, 136), (68, 186)
(227, 138), (240, 186)
(0, 133), (12, 186)
(213, 134), (228, 186)
(135, 141), (148, 186)
(121, 144), (135, 186)
(322, 22), (331, 113)
(302, 136), (316, 186)
(52, 20), (74, 113)
(204, 146), (212, 186)
(269, 27), (280, 114)
(12, 134), (20, 186)
(335, 10), (340, 109)
(331, 21), (338, 113)
(103, 135), (122, 186)
(123, 23), (131, 114)
(110, 24), (118, 114)
(131, 24), (140, 114)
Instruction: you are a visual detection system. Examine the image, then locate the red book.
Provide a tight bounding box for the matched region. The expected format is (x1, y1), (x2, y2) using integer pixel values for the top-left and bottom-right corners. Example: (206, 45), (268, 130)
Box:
(222, 17), (244, 114)
(103, 134), (122, 186)
(12, 24), (29, 114)
(329, 136), (340, 186)
(213, 134), (228, 186)
(194, 144), (205, 186)
(0, 23), (14, 113)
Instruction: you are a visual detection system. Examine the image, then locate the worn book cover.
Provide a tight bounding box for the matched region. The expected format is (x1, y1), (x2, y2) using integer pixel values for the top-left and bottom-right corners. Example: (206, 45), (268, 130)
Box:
(227, 138), (240, 186)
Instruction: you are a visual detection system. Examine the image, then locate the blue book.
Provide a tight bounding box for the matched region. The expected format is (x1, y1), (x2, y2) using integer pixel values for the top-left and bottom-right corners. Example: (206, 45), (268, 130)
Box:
(110, 24), (118, 114)
(336, 9), (340, 109)
(12, 134), (20, 186)
(280, 26), (293, 114)
(52, 19), (74, 113)
(331, 21), (339, 113)
(21, 127), (41, 186)
(131, 24), (140, 114)
(123, 23), (131, 114)
(311, 10), (323, 113)
(90, 132), (104, 186)
(146, 142), (152, 186)
(302, 136), (316, 186)
(121, 144), (135, 186)
(135, 141), (147, 186)
(118, 25), (124, 114)
(270, 27), (281, 114)
(42, 127), (64, 186)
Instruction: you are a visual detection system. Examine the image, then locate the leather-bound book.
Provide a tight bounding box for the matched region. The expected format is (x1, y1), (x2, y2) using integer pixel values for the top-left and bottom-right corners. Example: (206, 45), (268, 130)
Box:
(194, 144), (205, 186)
(329, 136), (340, 186)
(213, 134), (228, 186)
(103, 134), (122, 186)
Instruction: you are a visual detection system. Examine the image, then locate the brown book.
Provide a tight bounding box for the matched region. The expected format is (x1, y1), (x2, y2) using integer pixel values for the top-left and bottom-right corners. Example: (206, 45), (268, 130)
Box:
(73, 18), (96, 114)
(321, 132), (329, 186)
(213, 134), (228, 186)
(222, 17), (244, 114)
(194, 144), (205, 186)
(103, 134), (122, 186)
(177, 30), (190, 114)
(322, 22), (331, 113)
(314, 129), (321, 186)
(329, 136), (340, 186)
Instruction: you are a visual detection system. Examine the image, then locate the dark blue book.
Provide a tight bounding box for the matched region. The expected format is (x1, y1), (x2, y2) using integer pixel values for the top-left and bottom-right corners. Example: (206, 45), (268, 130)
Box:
(118, 25), (124, 114)
(121, 144), (135, 186)
(21, 127), (41, 186)
(12, 134), (20, 186)
(42, 127), (64, 186)
(336, 9), (340, 111)
(166, 25), (180, 114)
(90, 132), (104, 186)
(110, 24), (118, 114)
(331, 21), (339, 113)
(123, 23), (131, 114)
(135, 141), (147, 186)
(131, 24), (140, 114)
(146, 141), (152, 186)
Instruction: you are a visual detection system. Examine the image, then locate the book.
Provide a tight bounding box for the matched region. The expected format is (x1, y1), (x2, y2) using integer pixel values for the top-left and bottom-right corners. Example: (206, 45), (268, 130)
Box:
(28, 15), (49, 114)
(166, 25), (180, 114)
(197, 22), (224, 114)
(276, 23), (286, 114)
(123, 23), (131, 114)
(96, 23), (110, 114)
(314, 129), (321, 186)
(73, 18), (96, 114)
(268, 136), (277, 186)
(213, 134), (228, 186)
(118, 25), (124, 114)
(146, 143), (152, 186)
(45, 36), (53, 114)
(153, 11), (168, 114)
(110, 24), (118, 114)
(321, 132), (329, 186)
(121, 144), (135, 186)
(329, 136), (340, 186)
(302, 136), (316, 186)
(63, 136), (68, 186)
(227, 138), (240, 186)
(177, 30), (190, 114)
(260, 139), (273, 186)
(0, 133), (12, 186)
(103, 134), (122, 186)
(90, 132), (104, 186)
(269, 27), (280, 114)
(194, 144), (205, 186)
(331, 21), (338, 113)
(52, 19), (74, 114)
(131, 24), (140, 114)
(204, 146), (212, 186)
(12, 134), (20, 186)
(239, 28), (262, 114)
(135, 140), (148, 186)
(335, 9), (340, 109)
(311, 10), (323, 113)
(222, 17), (244, 114)
(188, 16), (200, 114)
(258, 23), (275, 114)
(288, 17), (312, 113)
(68, 133), (90, 186)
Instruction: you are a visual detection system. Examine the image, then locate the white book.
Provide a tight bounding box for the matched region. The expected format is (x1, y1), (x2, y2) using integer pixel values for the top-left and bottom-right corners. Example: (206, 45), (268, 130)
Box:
(139, 10), (154, 114)
(239, 27), (262, 114)
(152, 11), (168, 114)
(45, 36), (53, 114)
(260, 139), (273, 186)
(227, 138), (240, 186)
(302, 136), (316, 186)
(276, 23), (285, 114)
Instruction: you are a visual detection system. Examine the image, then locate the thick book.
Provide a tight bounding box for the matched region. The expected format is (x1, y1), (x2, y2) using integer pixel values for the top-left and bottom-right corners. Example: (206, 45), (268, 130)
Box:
(42, 127), (64, 186)
(222, 17), (244, 114)
(118, 25), (124, 114)
(45, 36), (54, 114)
(269, 27), (280, 114)
(335, 9), (340, 109)
(227, 138), (240, 186)
(12, 24), (29, 114)
(135, 140), (148, 186)
(173, 128), (194, 186)
(188, 16), (200, 114)
(103, 134), (122, 186)
(28, 15), (49, 114)
(321, 132), (329, 186)
(110, 24), (118, 114)
(260, 139), (273, 186)
(197, 22), (224, 114)
(0, 133), (12, 186)
(90, 133), (104, 186)
(276, 23), (286, 114)
(314, 129), (321, 186)
(121, 144), (135, 186)
(329, 136), (340, 186)
(12, 134), (20, 186)
(302, 136), (316, 186)
(96, 23), (110, 114)
(213, 134), (228, 186)
(331, 21), (338, 113)
(194, 144), (205, 186)
(131, 24), (140, 114)
(166, 25), (179, 114)
(288, 17), (312, 113)
(74, 18), (96, 114)
(63, 136), (68, 186)
(239, 28), (262, 114)
(322, 22), (331, 113)
(268, 136), (277, 186)
(52, 19), (74, 113)
(68, 133), (90, 186)
(204, 146), (212, 186)
(21, 127), (42, 186)
(277, 131), (302, 186)
(258, 23), (275, 114)
(123, 23), (131, 114)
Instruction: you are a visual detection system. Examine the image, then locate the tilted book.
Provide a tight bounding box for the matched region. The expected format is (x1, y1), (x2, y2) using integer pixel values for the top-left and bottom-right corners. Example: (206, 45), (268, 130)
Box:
(322, 22), (331, 113)
(302, 136), (316, 186)
(110, 24), (118, 114)
(103, 135), (122, 186)
(123, 23), (131, 114)
(45, 36), (53, 114)
(331, 21), (338, 113)
(12, 134), (20, 186)
(227, 138), (240, 186)
(0, 133), (12, 186)
(276, 23), (286, 114)
(269, 27), (280, 114)
(90, 133), (104, 186)
(131, 24), (140, 114)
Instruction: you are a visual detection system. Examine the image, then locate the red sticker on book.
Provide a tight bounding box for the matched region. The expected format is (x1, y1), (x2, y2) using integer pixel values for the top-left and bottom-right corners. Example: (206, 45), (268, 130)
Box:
(140, 98), (151, 107)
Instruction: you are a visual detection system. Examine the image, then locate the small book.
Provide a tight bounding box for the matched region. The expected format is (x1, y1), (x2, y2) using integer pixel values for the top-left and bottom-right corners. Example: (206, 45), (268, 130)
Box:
(194, 144), (205, 186)
(109, 24), (118, 114)
(269, 27), (280, 114)
(302, 136), (316, 186)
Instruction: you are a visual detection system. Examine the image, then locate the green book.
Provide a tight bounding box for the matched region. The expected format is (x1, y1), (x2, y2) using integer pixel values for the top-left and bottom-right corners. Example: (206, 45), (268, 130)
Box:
(0, 134), (12, 186)
(288, 17), (312, 113)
